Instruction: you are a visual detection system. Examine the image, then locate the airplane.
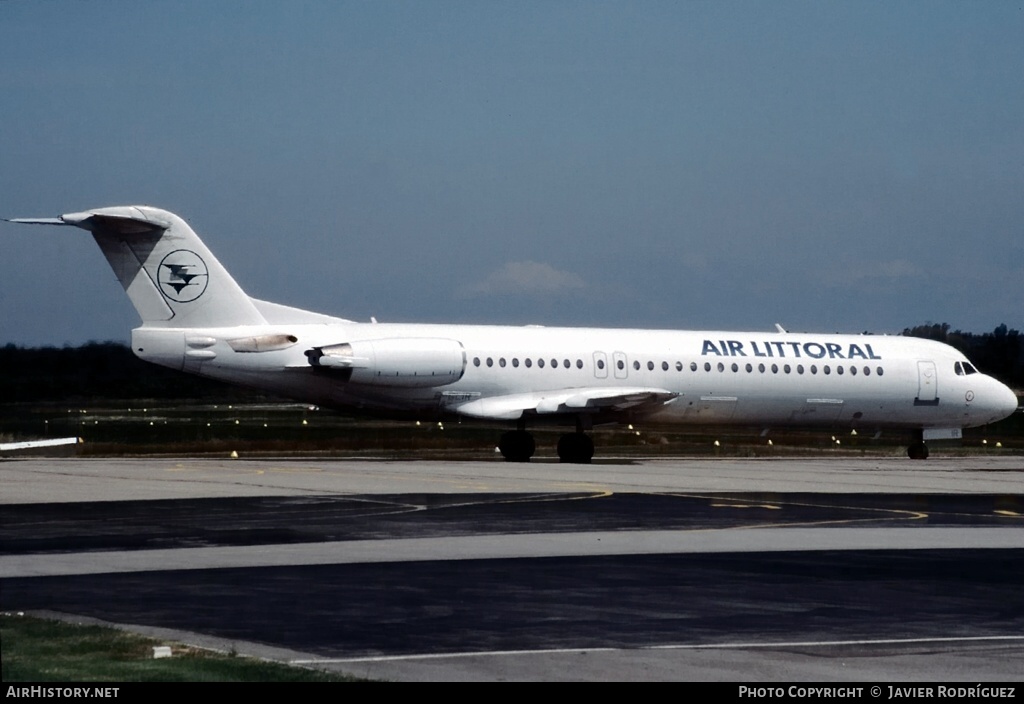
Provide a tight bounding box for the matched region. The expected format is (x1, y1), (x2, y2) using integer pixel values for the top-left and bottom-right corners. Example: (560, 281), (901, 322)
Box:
(8, 205), (1019, 462)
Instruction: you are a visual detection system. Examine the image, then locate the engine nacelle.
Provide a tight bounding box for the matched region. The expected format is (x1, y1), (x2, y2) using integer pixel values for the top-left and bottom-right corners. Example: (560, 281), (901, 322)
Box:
(305, 337), (466, 388)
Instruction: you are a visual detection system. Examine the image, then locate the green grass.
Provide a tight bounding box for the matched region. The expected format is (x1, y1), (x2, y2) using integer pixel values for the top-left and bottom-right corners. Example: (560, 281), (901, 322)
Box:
(0, 613), (362, 682)
(1, 399), (1021, 458)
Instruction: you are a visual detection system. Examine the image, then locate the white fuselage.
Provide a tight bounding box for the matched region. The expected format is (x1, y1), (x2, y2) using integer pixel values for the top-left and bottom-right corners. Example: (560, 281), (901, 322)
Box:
(133, 322), (1018, 431)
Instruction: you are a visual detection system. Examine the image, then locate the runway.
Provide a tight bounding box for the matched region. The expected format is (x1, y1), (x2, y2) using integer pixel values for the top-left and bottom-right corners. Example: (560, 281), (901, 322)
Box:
(2, 456), (1022, 681)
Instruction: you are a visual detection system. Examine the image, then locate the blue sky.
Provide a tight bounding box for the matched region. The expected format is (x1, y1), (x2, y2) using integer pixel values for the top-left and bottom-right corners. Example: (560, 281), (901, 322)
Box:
(2, 1), (1021, 345)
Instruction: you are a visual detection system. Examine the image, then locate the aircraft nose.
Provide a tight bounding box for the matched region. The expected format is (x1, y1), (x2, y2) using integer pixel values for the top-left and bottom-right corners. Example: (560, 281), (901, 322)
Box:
(997, 383), (1020, 421)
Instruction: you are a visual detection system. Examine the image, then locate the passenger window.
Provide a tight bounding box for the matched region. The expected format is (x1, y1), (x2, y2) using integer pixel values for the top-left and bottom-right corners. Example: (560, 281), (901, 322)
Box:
(863, 366), (870, 376)
(691, 362), (698, 372)
(499, 358), (506, 367)
(784, 364), (791, 374)
(674, 361), (682, 371)
(486, 357), (494, 367)
(538, 358), (545, 368)
(797, 364), (804, 374)
(576, 359), (583, 369)
(564, 359), (571, 369)
(633, 360), (641, 371)
(616, 360), (624, 370)
(595, 359), (602, 370)
(730, 363), (738, 372)
(771, 364), (778, 374)
(877, 367), (884, 376)
(526, 358), (533, 368)
(551, 359), (558, 368)
(648, 361), (655, 371)
(512, 358), (519, 368)
(758, 363), (765, 373)
(704, 362), (712, 372)
(837, 366), (844, 375)
(810, 365), (817, 374)
(824, 365), (830, 375)
(745, 363), (753, 373)
(850, 366), (857, 376)
(473, 357), (481, 367)
(717, 362), (725, 372)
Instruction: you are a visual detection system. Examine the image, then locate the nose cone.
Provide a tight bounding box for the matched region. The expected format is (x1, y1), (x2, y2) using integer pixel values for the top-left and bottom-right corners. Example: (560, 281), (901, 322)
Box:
(997, 383), (1020, 422)
(969, 378), (1020, 427)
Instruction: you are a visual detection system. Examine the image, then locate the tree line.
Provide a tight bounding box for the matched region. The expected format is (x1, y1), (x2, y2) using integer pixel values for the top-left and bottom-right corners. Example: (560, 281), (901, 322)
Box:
(1, 324), (1020, 402)
(0, 342), (256, 403)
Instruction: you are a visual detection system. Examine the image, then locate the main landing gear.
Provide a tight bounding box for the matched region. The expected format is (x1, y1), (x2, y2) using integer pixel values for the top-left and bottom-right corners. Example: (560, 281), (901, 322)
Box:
(557, 432), (594, 464)
(497, 419), (595, 464)
(907, 429), (929, 460)
(498, 429), (535, 463)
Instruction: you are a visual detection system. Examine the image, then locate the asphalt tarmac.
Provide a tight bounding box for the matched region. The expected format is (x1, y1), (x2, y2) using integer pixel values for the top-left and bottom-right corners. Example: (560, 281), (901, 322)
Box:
(1, 456), (1022, 681)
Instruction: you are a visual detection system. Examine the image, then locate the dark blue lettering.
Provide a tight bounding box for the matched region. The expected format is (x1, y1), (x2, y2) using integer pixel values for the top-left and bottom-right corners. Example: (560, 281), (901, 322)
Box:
(770, 341), (787, 357)
(866, 344), (881, 360)
(848, 344), (867, 360)
(826, 343), (845, 359)
(751, 341), (768, 358)
(787, 342), (802, 358)
(803, 342), (826, 359)
(728, 340), (747, 357)
(702, 340), (722, 356)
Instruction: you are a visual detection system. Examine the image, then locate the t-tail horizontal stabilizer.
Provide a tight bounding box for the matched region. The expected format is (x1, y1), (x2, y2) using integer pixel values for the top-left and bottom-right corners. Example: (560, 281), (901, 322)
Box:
(8, 206), (265, 328)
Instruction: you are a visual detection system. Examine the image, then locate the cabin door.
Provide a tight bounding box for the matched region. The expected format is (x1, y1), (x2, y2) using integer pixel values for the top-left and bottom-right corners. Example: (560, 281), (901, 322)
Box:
(915, 360), (938, 405)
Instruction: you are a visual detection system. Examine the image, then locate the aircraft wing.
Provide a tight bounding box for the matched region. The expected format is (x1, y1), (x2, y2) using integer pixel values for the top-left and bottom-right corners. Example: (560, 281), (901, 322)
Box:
(455, 387), (678, 420)
(0, 437), (81, 452)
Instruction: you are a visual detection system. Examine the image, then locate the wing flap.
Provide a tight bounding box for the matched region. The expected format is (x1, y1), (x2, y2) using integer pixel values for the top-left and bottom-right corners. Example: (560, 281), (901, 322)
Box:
(456, 387), (677, 420)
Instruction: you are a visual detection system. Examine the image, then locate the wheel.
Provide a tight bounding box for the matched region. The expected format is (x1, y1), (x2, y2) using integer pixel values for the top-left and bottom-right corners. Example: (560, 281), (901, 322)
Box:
(907, 442), (929, 460)
(557, 433), (595, 464)
(499, 430), (535, 462)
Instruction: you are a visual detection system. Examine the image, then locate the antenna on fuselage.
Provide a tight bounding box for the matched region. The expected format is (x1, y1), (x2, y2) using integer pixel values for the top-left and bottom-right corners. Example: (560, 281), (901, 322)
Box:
(775, 323), (787, 333)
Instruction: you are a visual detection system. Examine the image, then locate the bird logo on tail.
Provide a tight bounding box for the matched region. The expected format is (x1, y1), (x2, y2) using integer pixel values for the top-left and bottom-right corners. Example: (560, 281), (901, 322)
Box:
(157, 249), (208, 302)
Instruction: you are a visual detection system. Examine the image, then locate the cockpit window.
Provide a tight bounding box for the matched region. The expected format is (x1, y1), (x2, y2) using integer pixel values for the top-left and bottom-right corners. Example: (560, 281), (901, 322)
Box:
(956, 361), (979, 375)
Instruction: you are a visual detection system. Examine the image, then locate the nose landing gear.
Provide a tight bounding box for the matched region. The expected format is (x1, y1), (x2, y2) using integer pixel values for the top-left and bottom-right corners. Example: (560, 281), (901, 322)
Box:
(907, 429), (929, 459)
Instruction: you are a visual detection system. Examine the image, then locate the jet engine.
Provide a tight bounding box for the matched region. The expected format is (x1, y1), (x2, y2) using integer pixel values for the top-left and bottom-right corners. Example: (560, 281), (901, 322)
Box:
(305, 337), (466, 388)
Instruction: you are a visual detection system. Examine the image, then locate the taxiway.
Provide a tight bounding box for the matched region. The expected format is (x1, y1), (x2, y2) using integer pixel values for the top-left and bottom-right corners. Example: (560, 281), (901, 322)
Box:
(1, 456), (1022, 681)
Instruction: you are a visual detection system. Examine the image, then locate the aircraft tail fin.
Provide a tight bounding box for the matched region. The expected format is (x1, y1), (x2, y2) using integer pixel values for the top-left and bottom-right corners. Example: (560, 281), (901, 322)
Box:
(10, 206), (265, 328)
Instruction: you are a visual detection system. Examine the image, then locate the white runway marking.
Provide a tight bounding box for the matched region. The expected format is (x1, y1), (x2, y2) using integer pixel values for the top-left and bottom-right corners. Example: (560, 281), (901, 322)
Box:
(2, 527), (1021, 578)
